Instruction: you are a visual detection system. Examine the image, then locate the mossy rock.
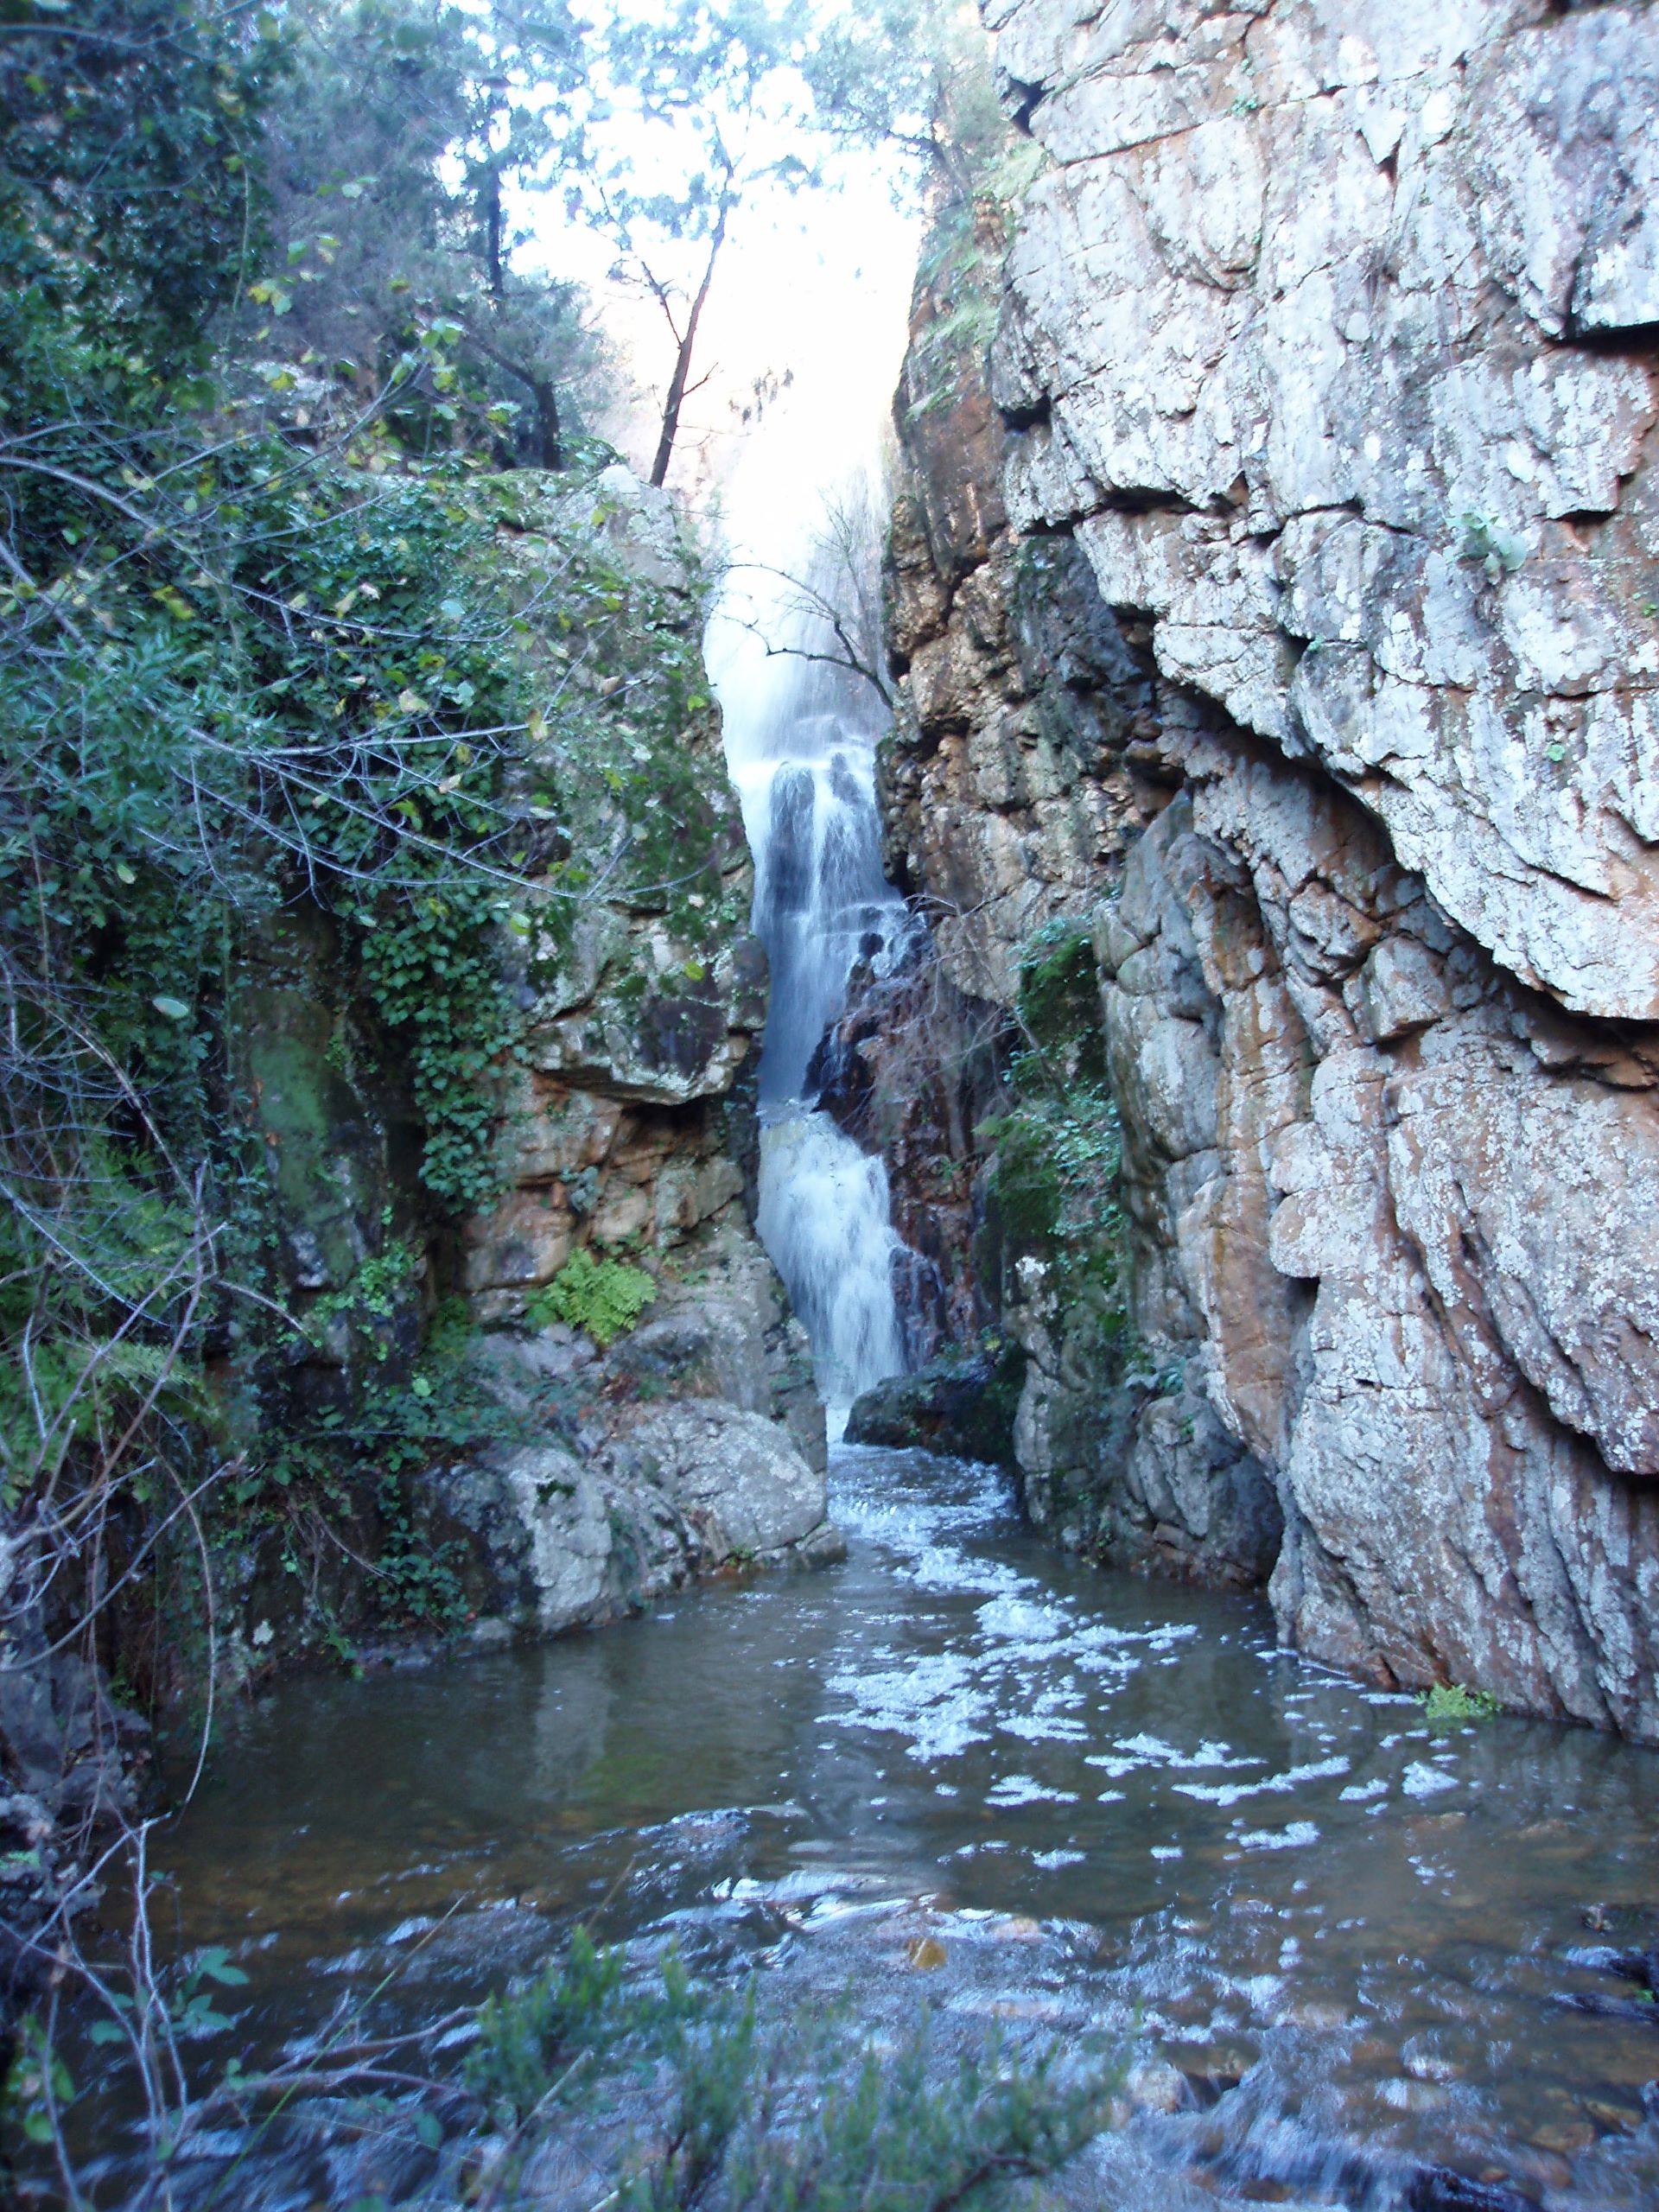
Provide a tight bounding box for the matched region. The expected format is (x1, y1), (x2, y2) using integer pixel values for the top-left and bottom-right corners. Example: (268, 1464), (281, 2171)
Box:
(845, 1341), (1024, 1467)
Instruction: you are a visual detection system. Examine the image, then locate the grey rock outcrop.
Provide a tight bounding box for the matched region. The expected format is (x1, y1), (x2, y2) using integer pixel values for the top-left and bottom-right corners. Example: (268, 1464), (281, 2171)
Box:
(995, 0), (1659, 1025)
(433, 1401), (837, 1641)
(871, 0), (1659, 1734)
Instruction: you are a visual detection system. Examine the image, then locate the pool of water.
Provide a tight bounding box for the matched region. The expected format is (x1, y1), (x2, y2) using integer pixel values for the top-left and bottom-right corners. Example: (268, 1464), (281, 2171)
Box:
(73, 1446), (1659, 2207)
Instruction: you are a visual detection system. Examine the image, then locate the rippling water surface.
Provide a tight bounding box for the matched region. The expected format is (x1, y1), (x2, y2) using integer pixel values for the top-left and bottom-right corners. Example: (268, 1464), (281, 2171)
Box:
(88, 1446), (1659, 2207)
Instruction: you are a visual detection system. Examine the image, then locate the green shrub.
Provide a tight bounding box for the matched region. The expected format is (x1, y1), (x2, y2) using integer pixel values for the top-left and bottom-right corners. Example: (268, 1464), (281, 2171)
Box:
(1421, 1682), (1503, 1727)
(467, 1932), (1126, 2212)
(467, 1926), (637, 2121)
(1014, 918), (1108, 1088)
(527, 1249), (658, 1348)
(982, 922), (1124, 1312)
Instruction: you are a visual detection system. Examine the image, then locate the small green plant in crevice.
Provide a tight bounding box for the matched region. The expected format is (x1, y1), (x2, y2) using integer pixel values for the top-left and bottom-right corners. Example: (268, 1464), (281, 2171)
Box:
(467, 1926), (641, 2121)
(166, 1946), (251, 2037)
(1421, 1682), (1503, 1728)
(898, 10), (1046, 423)
(982, 918), (1128, 1336)
(2, 2015), (73, 2151)
(466, 1930), (1127, 2212)
(302, 1237), (419, 1361)
(1457, 510), (1528, 581)
(527, 1248), (658, 1348)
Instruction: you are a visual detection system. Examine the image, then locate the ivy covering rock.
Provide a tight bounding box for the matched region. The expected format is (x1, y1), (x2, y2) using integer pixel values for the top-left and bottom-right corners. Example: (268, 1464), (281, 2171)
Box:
(0, 0), (832, 2123)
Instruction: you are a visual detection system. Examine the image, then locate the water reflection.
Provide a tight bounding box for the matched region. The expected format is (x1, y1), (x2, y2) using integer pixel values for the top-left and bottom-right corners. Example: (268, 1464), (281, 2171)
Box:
(121, 1446), (1659, 2206)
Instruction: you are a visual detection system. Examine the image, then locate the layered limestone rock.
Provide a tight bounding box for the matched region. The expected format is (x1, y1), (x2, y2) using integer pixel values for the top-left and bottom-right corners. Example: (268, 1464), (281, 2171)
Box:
(868, 0), (1659, 1734)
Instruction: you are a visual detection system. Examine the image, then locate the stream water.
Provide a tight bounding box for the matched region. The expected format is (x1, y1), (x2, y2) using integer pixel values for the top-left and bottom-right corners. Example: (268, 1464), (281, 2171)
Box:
(86, 1445), (1659, 2209)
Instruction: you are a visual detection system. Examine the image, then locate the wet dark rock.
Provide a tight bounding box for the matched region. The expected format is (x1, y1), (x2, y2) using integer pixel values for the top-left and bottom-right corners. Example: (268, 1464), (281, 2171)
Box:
(1175, 2061), (1243, 2109)
(1557, 1989), (1659, 2025)
(640, 990), (725, 1082)
(1403, 2167), (1540, 2212)
(845, 1344), (1022, 1466)
(810, 951), (1008, 1362)
(1607, 1945), (1659, 1997)
(0, 1625), (152, 2048)
(1555, 1933), (1659, 2024)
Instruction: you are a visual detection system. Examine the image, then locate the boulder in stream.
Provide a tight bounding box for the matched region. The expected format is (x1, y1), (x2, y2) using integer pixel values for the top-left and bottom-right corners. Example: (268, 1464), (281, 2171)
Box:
(432, 1399), (839, 1641)
(845, 1344), (1022, 1466)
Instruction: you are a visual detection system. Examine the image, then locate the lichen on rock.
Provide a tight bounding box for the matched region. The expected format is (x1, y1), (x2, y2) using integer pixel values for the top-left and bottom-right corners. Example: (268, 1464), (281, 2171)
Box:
(854, 0), (1659, 1737)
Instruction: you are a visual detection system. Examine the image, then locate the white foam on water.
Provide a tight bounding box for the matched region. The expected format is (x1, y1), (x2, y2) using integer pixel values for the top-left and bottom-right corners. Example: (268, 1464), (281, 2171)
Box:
(988, 1774), (1078, 1807)
(1001, 1712), (1091, 1744)
(1172, 1756), (1351, 1806)
(1236, 1821), (1322, 1852)
(821, 1649), (994, 1763)
(903, 1548), (1031, 1600)
(1402, 1761), (1459, 1799)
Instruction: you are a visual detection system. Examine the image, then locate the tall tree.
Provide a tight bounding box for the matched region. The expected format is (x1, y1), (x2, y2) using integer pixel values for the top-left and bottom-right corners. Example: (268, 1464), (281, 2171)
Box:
(582, 0), (823, 486)
(245, 0), (601, 467)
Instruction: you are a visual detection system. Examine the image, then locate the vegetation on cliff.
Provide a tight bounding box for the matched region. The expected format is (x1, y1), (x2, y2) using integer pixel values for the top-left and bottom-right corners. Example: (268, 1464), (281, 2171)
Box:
(986, 918), (1127, 1348)
(0, 0), (989, 2190)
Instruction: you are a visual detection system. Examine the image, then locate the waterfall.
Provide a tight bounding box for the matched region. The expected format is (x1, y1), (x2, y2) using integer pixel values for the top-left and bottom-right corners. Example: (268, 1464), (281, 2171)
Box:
(709, 500), (912, 1421)
(696, 192), (919, 1422)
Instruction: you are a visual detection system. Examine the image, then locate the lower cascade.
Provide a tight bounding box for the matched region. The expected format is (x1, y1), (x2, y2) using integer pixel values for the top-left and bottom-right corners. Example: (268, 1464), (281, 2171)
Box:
(754, 1109), (905, 1410)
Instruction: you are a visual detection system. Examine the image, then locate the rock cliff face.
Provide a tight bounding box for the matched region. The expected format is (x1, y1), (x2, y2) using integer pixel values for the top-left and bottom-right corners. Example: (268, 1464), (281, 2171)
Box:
(235, 464), (830, 1670)
(868, 0), (1659, 1737)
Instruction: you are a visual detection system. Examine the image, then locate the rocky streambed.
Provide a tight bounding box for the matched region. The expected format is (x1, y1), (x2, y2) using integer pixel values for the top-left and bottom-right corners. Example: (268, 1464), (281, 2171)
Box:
(66, 1445), (1659, 2209)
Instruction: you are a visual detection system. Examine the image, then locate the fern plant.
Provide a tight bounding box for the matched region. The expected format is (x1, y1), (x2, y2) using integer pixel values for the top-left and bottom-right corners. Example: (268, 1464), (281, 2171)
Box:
(526, 1248), (658, 1348)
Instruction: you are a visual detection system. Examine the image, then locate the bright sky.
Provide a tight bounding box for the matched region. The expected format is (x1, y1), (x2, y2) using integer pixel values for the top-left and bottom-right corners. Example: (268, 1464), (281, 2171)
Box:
(499, 1), (928, 722)
(518, 149), (922, 525)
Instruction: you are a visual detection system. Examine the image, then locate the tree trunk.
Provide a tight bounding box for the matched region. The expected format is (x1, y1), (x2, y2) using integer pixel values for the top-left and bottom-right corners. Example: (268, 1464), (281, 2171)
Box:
(484, 164), (505, 299)
(456, 320), (563, 472)
(529, 374), (562, 471)
(649, 201), (728, 489)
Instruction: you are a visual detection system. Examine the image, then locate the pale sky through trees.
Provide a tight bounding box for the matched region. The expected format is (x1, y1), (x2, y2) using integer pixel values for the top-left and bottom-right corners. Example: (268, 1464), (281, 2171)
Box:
(496, 6), (925, 512)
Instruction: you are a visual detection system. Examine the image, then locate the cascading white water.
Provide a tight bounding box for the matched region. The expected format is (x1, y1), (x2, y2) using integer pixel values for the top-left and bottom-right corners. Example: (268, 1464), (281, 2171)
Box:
(753, 1110), (905, 1407)
(713, 574), (912, 1419)
(698, 190), (920, 1422)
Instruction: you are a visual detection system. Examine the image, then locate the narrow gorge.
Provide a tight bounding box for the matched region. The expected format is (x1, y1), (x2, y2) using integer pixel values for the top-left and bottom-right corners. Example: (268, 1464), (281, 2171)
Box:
(5, 3), (1659, 2209)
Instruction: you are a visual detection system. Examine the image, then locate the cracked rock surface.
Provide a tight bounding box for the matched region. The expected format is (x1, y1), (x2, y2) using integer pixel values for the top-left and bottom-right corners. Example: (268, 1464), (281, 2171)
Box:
(870, 0), (1659, 1733)
(995, 0), (1659, 1021)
